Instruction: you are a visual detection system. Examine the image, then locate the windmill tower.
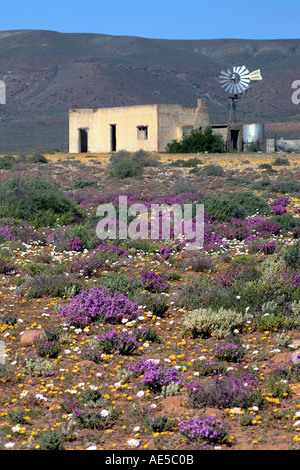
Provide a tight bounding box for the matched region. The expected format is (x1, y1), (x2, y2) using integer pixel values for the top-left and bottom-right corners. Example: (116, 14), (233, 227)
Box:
(219, 66), (262, 123)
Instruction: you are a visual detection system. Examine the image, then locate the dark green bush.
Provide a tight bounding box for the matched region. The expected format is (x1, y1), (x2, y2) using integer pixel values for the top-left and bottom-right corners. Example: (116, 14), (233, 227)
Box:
(166, 127), (225, 154)
(0, 155), (17, 169)
(73, 180), (97, 189)
(205, 192), (271, 222)
(99, 273), (142, 299)
(171, 157), (203, 167)
(251, 179), (271, 190)
(282, 243), (300, 269)
(0, 177), (85, 227)
(200, 164), (225, 176)
(269, 179), (300, 194)
(109, 160), (144, 179)
(108, 150), (159, 179)
(272, 156), (290, 166)
(19, 273), (81, 298)
(38, 430), (65, 450)
(270, 214), (299, 232)
(31, 153), (48, 164)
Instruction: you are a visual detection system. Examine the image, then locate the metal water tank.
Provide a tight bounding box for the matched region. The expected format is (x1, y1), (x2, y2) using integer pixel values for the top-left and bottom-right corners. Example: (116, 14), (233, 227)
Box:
(242, 123), (265, 143)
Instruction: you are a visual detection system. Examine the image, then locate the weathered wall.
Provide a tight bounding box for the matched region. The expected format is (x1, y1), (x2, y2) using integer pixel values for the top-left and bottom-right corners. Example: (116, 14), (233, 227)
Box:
(69, 105), (159, 153)
(69, 99), (211, 153)
(69, 109), (98, 153)
(157, 100), (210, 151)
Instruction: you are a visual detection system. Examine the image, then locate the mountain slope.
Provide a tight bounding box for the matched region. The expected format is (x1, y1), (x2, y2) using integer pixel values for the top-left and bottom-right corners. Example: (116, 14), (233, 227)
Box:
(0, 30), (299, 152)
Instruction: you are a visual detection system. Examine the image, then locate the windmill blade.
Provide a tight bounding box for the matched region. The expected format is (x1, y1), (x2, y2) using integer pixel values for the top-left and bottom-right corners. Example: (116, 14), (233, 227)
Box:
(219, 65), (252, 96)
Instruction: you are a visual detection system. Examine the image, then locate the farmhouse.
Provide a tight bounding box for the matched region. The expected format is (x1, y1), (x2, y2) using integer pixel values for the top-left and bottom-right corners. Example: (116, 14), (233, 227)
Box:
(69, 99), (212, 153)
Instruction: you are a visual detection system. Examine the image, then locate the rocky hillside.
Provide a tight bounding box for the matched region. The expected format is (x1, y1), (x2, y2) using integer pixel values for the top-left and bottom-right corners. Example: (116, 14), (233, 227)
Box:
(0, 30), (300, 152)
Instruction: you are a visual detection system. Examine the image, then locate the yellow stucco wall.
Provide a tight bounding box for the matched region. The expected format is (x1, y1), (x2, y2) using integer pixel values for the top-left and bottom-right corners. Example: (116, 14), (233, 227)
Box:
(69, 100), (210, 153)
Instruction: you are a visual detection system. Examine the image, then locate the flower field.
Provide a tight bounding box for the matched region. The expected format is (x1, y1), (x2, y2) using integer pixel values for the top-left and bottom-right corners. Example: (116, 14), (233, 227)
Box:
(0, 150), (300, 451)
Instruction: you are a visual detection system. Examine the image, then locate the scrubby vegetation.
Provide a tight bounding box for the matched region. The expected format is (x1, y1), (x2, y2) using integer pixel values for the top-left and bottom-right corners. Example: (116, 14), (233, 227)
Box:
(166, 127), (225, 154)
(0, 151), (300, 451)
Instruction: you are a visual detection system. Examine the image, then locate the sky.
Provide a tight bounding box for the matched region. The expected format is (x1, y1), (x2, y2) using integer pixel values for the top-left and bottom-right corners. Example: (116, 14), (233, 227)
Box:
(1, 0), (299, 40)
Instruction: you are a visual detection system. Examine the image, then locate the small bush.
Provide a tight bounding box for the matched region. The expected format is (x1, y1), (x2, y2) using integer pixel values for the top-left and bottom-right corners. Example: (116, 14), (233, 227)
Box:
(140, 271), (170, 293)
(60, 285), (140, 328)
(205, 192), (271, 222)
(282, 243), (300, 268)
(96, 329), (139, 355)
(107, 149), (159, 179)
(19, 274), (81, 299)
(134, 291), (169, 317)
(170, 158), (202, 167)
(213, 342), (245, 363)
(49, 224), (99, 252)
(31, 153), (48, 164)
(200, 164), (225, 176)
(272, 156), (290, 166)
(270, 214), (298, 232)
(144, 415), (175, 433)
(128, 359), (183, 393)
(0, 155), (17, 169)
(36, 339), (61, 359)
(73, 407), (118, 430)
(0, 177), (84, 227)
(8, 409), (27, 425)
(37, 430), (64, 450)
(73, 180), (97, 189)
(166, 127), (225, 153)
(183, 307), (245, 339)
(21, 355), (53, 376)
(109, 160), (144, 179)
(178, 416), (229, 444)
(187, 373), (262, 410)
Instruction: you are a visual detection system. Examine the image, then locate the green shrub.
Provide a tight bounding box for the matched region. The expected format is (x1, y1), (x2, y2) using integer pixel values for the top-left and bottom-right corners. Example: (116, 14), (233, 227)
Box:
(8, 409), (26, 425)
(53, 224), (99, 251)
(166, 127), (225, 153)
(134, 291), (169, 317)
(183, 307), (245, 339)
(73, 180), (97, 189)
(107, 149), (159, 179)
(251, 180), (271, 191)
(19, 273), (81, 299)
(282, 243), (300, 268)
(272, 156), (290, 166)
(200, 164), (225, 176)
(131, 149), (160, 167)
(270, 214), (298, 232)
(0, 177), (85, 227)
(38, 430), (65, 450)
(21, 356), (53, 376)
(170, 158), (203, 167)
(269, 179), (300, 194)
(0, 155), (17, 169)
(31, 153), (48, 164)
(99, 273), (142, 299)
(205, 191), (271, 222)
(109, 160), (144, 179)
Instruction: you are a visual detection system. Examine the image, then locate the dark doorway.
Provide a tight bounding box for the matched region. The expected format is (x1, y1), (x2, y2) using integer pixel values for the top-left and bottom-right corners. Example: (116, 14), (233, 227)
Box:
(230, 130), (239, 150)
(110, 124), (117, 151)
(79, 129), (88, 153)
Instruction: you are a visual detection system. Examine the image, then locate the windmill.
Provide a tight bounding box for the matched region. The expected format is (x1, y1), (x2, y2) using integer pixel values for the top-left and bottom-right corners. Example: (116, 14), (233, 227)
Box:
(219, 66), (262, 123)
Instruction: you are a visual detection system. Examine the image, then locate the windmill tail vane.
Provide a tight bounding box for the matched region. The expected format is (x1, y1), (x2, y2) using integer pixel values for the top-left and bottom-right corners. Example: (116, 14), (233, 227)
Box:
(249, 69), (262, 81)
